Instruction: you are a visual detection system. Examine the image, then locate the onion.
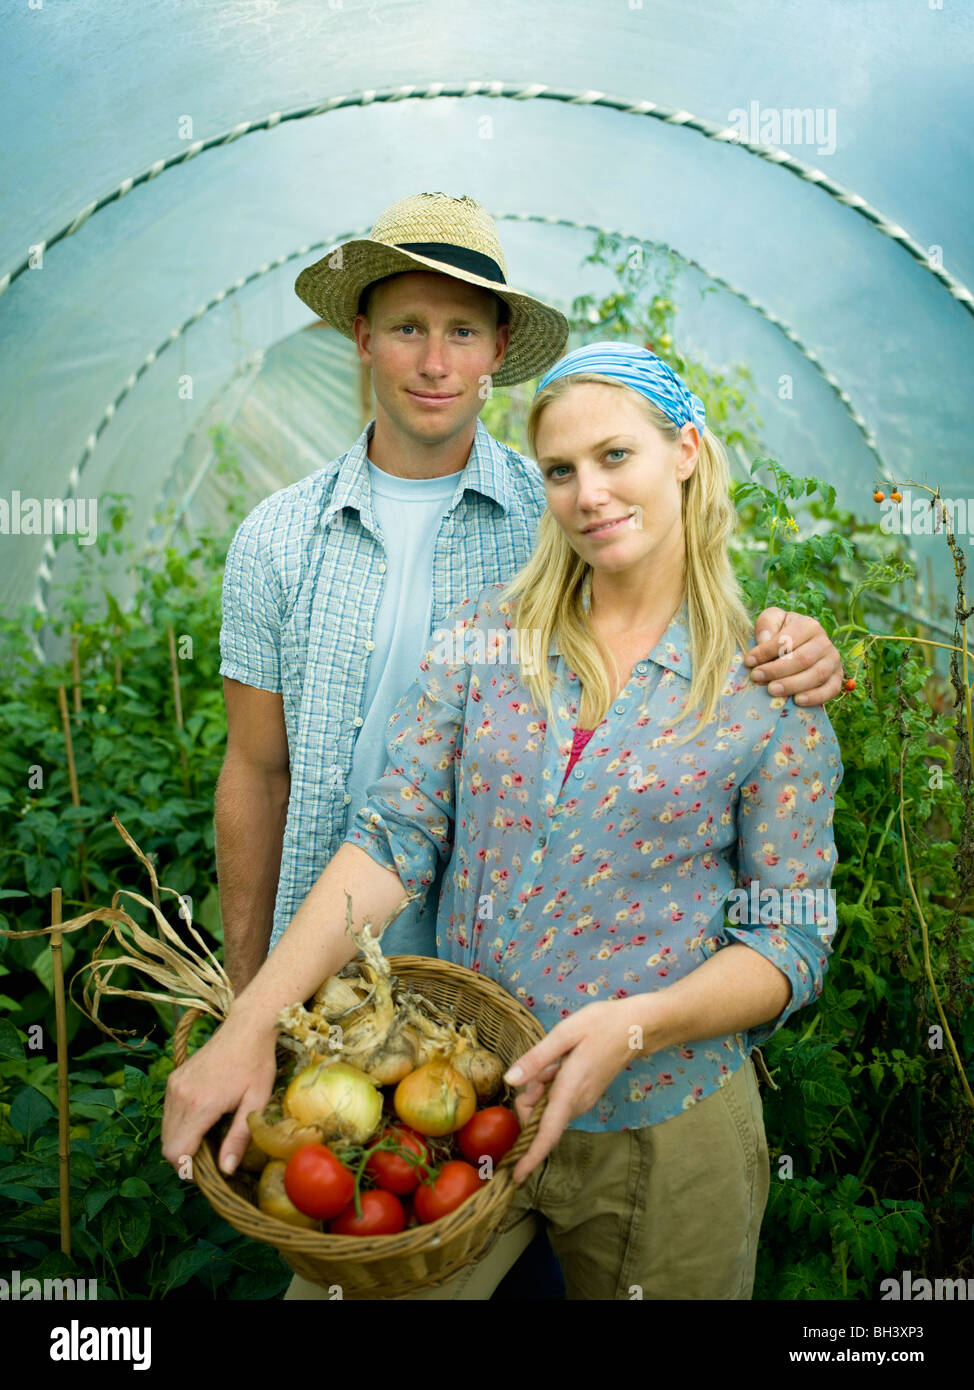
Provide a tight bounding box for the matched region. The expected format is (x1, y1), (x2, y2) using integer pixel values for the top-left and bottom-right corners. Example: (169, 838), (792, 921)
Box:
(284, 1060), (383, 1145)
(238, 1135), (271, 1173)
(247, 1102), (326, 1160)
(393, 1059), (477, 1137)
(452, 1041), (504, 1101)
(257, 1160), (319, 1229)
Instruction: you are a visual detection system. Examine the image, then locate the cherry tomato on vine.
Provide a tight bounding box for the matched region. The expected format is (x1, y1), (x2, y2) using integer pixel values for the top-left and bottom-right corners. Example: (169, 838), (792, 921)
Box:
(843, 678), (857, 692)
(329, 1189), (406, 1236)
(283, 1143), (354, 1220)
(365, 1125), (430, 1195)
(456, 1106), (521, 1167)
(413, 1161), (484, 1225)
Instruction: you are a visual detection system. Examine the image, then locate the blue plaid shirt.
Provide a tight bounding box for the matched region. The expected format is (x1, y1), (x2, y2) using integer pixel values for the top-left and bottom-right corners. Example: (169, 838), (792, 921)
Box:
(218, 417), (547, 952)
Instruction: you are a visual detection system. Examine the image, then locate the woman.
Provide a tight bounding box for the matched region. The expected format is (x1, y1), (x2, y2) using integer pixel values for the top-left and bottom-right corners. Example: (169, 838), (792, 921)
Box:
(163, 342), (842, 1301)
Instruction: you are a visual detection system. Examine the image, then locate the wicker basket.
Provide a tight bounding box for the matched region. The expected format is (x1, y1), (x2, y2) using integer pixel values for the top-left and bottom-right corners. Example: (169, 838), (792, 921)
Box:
(172, 954), (550, 1299)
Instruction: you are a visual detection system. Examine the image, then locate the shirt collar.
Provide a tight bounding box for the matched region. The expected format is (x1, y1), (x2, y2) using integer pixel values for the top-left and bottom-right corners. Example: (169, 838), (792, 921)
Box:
(318, 416), (512, 532)
(547, 571), (692, 679)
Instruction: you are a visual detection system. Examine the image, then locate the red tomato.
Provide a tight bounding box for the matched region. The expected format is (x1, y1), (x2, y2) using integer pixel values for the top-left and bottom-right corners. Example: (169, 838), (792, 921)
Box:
(413, 1161), (484, 1225)
(365, 1125), (430, 1195)
(456, 1106), (521, 1167)
(283, 1144), (355, 1220)
(329, 1189), (406, 1236)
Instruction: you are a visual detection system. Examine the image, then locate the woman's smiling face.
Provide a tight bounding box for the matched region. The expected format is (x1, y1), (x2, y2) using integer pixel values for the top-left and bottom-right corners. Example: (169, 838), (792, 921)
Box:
(534, 382), (699, 575)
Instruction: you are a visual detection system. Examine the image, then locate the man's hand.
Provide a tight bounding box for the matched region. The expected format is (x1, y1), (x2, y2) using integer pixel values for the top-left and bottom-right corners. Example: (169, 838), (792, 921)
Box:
(501, 999), (643, 1184)
(745, 607), (843, 706)
(161, 1012), (279, 1178)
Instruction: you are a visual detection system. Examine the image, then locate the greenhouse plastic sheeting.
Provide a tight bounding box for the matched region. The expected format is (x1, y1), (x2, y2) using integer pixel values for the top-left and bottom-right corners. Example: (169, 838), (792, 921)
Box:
(2, 0), (972, 633)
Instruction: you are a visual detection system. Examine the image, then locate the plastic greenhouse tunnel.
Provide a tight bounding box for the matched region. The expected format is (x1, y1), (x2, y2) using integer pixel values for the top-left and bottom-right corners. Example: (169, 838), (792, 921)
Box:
(0, 0), (971, 1348)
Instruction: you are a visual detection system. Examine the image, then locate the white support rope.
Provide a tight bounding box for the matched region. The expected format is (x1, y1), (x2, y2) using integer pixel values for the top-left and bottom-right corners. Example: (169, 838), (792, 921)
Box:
(28, 215), (903, 630)
(1, 81), (971, 314)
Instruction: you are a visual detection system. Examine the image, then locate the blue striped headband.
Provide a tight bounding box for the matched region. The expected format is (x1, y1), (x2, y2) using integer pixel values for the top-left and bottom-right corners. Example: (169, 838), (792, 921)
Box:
(535, 341), (706, 435)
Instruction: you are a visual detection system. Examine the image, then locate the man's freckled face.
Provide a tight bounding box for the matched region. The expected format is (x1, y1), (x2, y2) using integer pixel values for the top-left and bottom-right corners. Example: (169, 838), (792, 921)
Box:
(354, 271), (510, 443)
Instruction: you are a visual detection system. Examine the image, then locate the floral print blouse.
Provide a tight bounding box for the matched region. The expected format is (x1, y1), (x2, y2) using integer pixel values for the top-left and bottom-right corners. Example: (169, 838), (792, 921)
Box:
(345, 579), (843, 1132)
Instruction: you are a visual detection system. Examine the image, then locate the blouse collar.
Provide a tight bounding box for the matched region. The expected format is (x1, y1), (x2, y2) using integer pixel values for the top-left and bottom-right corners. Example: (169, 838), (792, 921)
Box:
(545, 570), (692, 680)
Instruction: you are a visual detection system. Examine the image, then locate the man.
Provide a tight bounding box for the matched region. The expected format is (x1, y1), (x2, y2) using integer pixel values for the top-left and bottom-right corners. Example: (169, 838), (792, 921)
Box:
(215, 190), (845, 1000)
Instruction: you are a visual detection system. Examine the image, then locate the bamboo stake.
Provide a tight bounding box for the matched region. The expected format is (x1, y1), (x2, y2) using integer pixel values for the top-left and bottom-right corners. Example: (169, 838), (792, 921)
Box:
(166, 626), (190, 786)
(57, 686), (80, 808)
(70, 634), (81, 715)
(58, 684), (90, 903)
(50, 887), (72, 1256)
(113, 624), (122, 686)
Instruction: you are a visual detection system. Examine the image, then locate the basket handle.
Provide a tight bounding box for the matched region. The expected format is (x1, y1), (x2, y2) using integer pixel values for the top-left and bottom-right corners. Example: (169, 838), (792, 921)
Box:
(172, 1006), (202, 1067)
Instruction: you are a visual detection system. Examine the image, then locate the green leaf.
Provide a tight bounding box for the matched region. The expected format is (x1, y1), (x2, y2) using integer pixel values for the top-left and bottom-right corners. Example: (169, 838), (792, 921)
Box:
(0, 1197), (63, 1233)
(0, 1183), (43, 1205)
(69, 1087), (118, 1112)
(861, 733), (888, 767)
(119, 1176), (152, 1200)
(162, 1242), (220, 1292)
(0, 1016), (25, 1061)
(9, 1085), (56, 1137)
(84, 1188), (114, 1221)
(123, 1064), (150, 1097)
(119, 1198), (151, 1257)
(28, 936), (76, 995)
(799, 1059), (851, 1109)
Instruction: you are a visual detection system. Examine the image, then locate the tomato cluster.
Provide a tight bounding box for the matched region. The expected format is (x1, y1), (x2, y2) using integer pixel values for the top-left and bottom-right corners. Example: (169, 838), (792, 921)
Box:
(273, 1105), (521, 1237)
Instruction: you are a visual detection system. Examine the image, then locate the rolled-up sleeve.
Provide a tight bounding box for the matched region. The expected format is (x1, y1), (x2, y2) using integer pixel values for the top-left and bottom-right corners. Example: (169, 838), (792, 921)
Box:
(343, 594), (482, 905)
(219, 504), (285, 691)
(719, 701), (844, 1049)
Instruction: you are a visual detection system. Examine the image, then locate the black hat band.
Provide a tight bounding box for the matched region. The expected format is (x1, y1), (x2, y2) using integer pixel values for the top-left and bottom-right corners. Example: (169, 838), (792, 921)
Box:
(394, 241), (507, 285)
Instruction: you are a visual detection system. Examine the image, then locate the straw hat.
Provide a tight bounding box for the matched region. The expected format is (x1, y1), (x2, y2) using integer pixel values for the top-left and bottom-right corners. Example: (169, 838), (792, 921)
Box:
(294, 193), (569, 386)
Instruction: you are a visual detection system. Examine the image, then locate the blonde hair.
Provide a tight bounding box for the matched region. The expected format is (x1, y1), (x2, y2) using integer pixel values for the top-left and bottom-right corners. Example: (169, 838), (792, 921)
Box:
(496, 372), (753, 746)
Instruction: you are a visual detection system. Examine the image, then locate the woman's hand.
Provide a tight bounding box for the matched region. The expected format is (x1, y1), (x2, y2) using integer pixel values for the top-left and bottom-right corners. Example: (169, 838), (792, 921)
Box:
(502, 997), (647, 1184)
(161, 1008), (279, 1178)
(747, 608), (844, 705)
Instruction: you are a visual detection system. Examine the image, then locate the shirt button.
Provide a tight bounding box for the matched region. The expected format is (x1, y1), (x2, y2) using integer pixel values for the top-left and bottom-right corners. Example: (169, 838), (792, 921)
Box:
(573, 768), (585, 780)
(353, 716), (363, 727)
(614, 702), (626, 714)
(507, 909), (518, 920)
(378, 562), (387, 573)
(536, 836), (546, 846)
(365, 641), (375, 651)
(343, 793), (351, 805)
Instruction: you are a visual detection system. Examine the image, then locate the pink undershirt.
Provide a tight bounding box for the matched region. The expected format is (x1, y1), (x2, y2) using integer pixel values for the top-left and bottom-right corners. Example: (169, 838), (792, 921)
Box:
(561, 725), (596, 788)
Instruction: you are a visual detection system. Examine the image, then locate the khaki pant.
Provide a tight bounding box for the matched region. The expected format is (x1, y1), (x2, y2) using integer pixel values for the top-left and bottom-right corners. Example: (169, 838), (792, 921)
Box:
(285, 1057), (770, 1301)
